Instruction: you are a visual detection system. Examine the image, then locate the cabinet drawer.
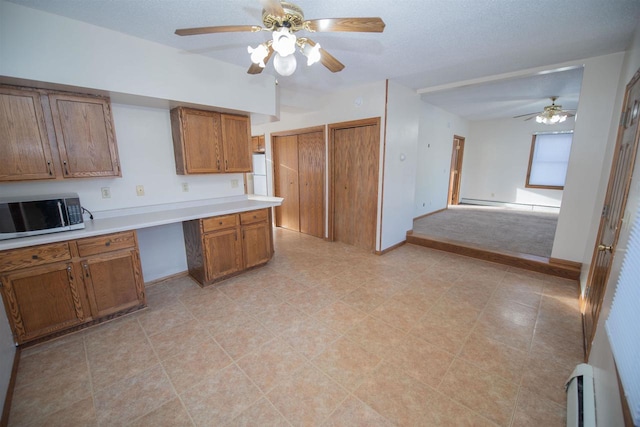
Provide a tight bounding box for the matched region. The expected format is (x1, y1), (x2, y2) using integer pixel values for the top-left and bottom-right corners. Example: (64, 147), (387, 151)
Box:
(0, 242), (71, 273)
(76, 231), (136, 257)
(240, 209), (268, 224)
(202, 214), (239, 233)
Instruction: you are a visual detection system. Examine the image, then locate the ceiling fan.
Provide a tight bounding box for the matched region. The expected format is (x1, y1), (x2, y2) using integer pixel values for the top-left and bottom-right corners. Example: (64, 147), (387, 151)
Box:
(513, 97), (576, 124)
(175, 0), (385, 76)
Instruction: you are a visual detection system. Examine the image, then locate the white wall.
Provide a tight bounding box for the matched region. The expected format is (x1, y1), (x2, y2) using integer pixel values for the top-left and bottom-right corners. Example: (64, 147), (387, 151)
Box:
(462, 117), (575, 208)
(380, 81), (420, 249)
(0, 1), (276, 116)
(414, 103), (469, 217)
(552, 52), (626, 261)
(587, 21), (640, 426)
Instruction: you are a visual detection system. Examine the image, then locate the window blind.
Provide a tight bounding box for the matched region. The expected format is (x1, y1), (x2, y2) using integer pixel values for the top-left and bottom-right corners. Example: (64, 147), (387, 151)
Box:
(605, 197), (640, 425)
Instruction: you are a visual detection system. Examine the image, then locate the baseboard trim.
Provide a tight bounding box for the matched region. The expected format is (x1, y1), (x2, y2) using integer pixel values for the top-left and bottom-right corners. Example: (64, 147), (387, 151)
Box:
(144, 270), (189, 287)
(1, 347), (20, 427)
(413, 208), (447, 221)
(376, 240), (406, 255)
(407, 232), (581, 279)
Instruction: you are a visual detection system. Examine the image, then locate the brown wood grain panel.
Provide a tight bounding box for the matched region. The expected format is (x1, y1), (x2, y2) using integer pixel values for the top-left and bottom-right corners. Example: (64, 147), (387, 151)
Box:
(332, 123), (379, 251)
(273, 135), (300, 231)
(0, 86), (56, 181)
(240, 209), (269, 224)
(202, 214), (239, 233)
(0, 242), (71, 273)
(221, 114), (252, 172)
(298, 131), (325, 238)
(203, 228), (243, 281)
(1, 262), (86, 344)
(82, 250), (141, 318)
(242, 220), (272, 268)
(179, 108), (223, 173)
(182, 220), (206, 285)
(49, 93), (120, 177)
(75, 231), (136, 257)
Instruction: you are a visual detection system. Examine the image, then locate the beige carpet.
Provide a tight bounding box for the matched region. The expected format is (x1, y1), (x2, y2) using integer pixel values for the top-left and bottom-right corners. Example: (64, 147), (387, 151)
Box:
(412, 205), (559, 258)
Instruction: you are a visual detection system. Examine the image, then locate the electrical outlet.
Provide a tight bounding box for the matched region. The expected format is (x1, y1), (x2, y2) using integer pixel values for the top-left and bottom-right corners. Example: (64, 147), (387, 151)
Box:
(136, 185), (145, 196)
(182, 182), (189, 192)
(101, 187), (111, 199)
(231, 179), (239, 188)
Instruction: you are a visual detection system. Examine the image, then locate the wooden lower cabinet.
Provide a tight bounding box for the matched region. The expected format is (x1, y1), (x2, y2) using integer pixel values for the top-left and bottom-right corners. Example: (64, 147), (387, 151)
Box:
(184, 208), (274, 286)
(0, 231), (146, 345)
(0, 262), (88, 344)
(81, 249), (145, 318)
(203, 228), (243, 281)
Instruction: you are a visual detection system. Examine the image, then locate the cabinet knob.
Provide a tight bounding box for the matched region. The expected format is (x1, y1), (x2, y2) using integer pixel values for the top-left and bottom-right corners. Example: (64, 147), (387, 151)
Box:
(105, 241), (111, 247)
(32, 255), (39, 260)
(219, 221), (223, 225)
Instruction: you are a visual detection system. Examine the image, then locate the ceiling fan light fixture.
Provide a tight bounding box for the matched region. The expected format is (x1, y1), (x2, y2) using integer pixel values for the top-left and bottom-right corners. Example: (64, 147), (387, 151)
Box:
(301, 41), (321, 66)
(272, 27), (296, 57)
(273, 52), (297, 76)
(248, 43), (269, 67)
(536, 113), (568, 125)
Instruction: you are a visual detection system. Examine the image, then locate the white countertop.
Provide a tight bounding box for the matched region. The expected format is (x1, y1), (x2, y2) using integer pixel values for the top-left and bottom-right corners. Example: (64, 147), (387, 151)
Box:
(0, 195), (283, 251)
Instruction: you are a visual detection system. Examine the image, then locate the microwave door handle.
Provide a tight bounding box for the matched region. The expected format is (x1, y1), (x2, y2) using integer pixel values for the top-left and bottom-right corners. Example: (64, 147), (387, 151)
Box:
(57, 201), (66, 227)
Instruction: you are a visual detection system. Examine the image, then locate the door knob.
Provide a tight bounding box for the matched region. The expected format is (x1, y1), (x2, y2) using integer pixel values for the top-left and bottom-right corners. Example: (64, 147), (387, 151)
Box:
(598, 244), (613, 253)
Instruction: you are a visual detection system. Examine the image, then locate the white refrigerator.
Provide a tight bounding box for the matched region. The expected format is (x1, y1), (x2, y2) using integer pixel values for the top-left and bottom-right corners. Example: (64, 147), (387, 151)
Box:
(252, 153), (267, 196)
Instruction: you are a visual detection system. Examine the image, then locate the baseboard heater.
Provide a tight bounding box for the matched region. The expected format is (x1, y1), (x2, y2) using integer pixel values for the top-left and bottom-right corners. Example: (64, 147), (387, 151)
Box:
(566, 364), (596, 427)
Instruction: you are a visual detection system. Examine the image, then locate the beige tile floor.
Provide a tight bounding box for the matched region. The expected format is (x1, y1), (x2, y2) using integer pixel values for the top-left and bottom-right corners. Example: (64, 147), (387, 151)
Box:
(8, 228), (584, 426)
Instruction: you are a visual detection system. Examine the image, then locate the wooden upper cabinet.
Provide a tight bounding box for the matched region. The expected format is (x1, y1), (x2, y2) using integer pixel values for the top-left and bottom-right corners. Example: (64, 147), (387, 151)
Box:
(171, 107), (251, 174)
(0, 85), (121, 182)
(171, 107), (223, 174)
(221, 114), (252, 172)
(49, 93), (121, 178)
(251, 135), (265, 153)
(0, 86), (56, 181)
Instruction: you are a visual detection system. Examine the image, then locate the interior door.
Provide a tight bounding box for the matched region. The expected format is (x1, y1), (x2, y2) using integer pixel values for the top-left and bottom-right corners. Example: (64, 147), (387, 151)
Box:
(448, 136), (465, 205)
(298, 131), (325, 238)
(332, 121), (379, 251)
(583, 68), (640, 358)
(273, 135), (300, 231)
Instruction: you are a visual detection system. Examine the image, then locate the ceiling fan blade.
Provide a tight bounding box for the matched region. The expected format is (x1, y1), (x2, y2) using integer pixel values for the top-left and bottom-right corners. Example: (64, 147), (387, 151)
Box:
(259, 0), (285, 18)
(247, 45), (275, 74)
(305, 39), (345, 73)
(304, 17), (385, 33)
(512, 112), (538, 119)
(175, 25), (261, 36)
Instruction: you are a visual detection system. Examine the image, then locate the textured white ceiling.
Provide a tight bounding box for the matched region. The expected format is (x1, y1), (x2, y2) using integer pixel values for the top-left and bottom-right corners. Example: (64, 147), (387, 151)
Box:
(7, 0), (640, 120)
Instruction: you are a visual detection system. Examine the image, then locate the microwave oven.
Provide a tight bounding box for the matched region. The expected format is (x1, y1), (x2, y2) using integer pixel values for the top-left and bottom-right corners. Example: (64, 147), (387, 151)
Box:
(0, 193), (85, 241)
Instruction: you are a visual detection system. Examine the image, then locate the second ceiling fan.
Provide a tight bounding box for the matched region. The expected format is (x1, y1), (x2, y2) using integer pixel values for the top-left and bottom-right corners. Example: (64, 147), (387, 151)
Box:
(175, 0), (385, 76)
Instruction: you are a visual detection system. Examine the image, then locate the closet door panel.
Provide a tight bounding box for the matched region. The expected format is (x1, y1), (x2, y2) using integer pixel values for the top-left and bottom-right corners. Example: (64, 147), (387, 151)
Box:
(298, 131), (325, 238)
(273, 135), (300, 231)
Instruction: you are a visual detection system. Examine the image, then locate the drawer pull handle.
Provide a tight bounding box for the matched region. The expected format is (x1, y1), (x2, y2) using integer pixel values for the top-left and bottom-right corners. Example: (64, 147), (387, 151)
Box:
(105, 241), (111, 247)
(219, 221), (223, 225)
(32, 255), (38, 260)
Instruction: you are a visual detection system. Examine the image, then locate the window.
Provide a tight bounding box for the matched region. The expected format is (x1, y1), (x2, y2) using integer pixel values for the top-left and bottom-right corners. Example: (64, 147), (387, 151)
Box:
(526, 132), (573, 189)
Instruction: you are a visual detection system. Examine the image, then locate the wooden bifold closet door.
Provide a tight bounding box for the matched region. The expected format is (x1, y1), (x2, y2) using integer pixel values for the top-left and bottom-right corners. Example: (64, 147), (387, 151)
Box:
(273, 130), (325, 238)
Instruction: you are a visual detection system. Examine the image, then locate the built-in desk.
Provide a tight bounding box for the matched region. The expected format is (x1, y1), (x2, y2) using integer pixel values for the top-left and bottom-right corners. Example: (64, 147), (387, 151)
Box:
(0, 195), (282, 345)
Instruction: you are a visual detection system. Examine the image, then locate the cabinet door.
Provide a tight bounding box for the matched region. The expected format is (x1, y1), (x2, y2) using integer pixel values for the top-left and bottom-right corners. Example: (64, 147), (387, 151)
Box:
(0, 262), (88, 344)
(242, 220), (273, 269)
(221, 114), (252, 172)
(0, 86), (56, 181)
(81, 249), (145, 318)
(176, 108), (223, 173)
(203, 228), (243, 281)
(49, 93), (121, 178)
